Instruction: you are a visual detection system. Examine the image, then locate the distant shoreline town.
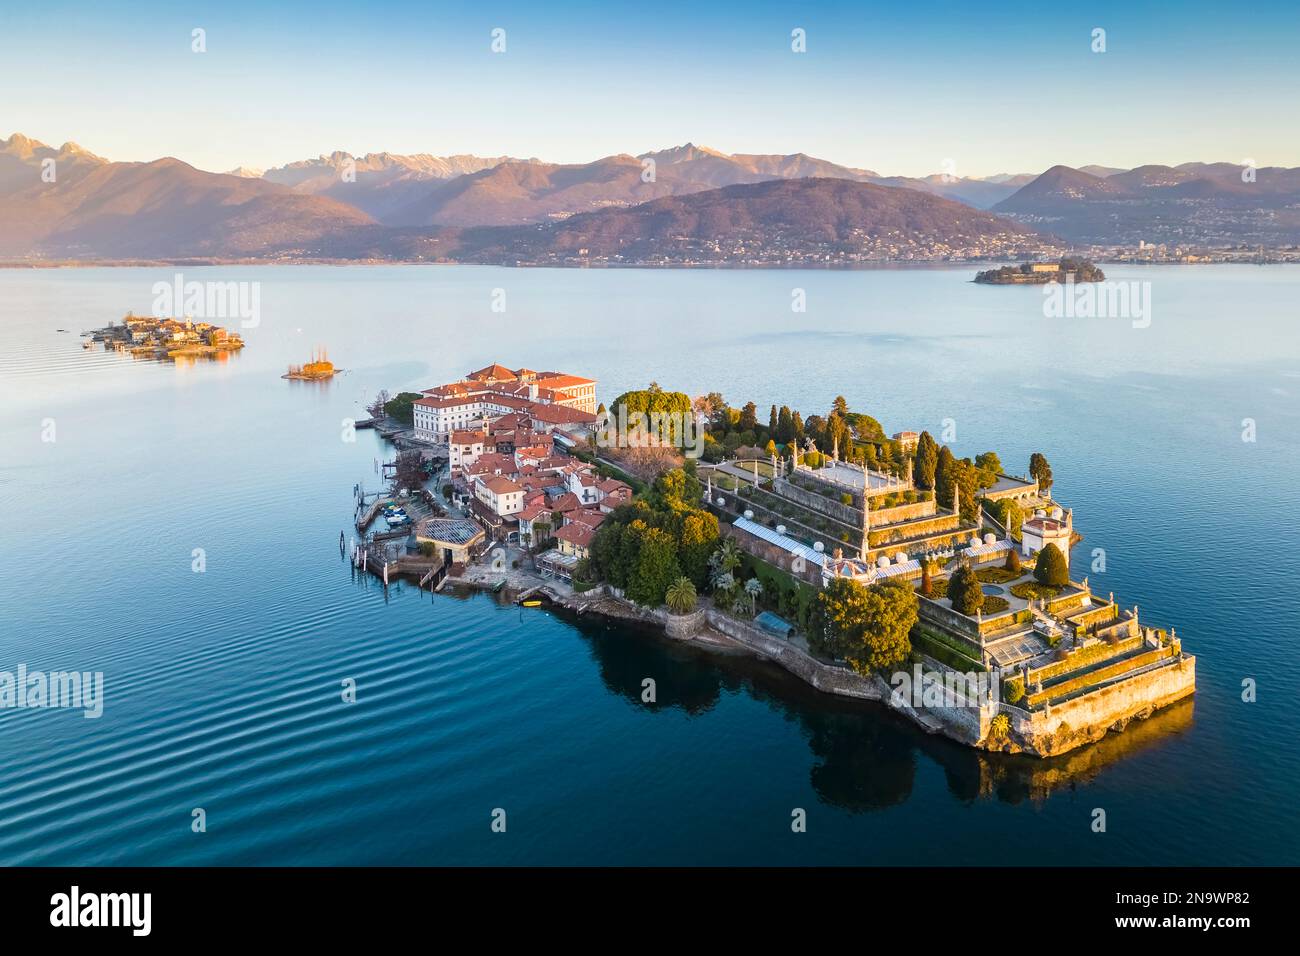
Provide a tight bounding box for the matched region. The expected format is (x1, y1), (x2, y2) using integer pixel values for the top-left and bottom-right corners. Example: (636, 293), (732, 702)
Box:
(349, 363), (1195, 759)
(14, 245), (1300, 270)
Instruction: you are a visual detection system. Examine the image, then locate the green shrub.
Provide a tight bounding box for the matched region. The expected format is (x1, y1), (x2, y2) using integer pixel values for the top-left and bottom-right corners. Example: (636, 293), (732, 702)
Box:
(1010, 581), (1062, 601)
(949, 563), (984, 616)
(1002, 677), (1025, 705)
(382, 391), (424, 425)
(982, 595), (1010, 614)
(1034, 543), (1069, 588)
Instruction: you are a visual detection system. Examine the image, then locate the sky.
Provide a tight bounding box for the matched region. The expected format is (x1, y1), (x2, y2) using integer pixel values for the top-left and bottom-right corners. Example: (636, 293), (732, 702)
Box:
(3, 0), (1299, 178)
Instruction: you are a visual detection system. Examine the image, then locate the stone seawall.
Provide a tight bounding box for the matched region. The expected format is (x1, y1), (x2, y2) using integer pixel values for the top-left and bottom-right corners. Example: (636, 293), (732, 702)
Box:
(544, 585), (1194, 758)
(1009, 655), (1197, 756)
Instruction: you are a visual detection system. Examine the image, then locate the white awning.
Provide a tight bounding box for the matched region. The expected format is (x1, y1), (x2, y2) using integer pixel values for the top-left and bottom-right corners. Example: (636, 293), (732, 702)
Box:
(732, 516), (826, 567)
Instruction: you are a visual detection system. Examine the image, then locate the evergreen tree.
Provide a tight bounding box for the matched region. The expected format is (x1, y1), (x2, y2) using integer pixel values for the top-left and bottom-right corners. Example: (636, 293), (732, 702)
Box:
(1029, 452), (1054, 492)
(776, 406), (793, 444)
(948, 562), (984, 616)
(816, 577), (917, 674)
(954, 458), (980, 523)
(935, 445), (957, 504)
(627, 526), (682, 606)
(974, 451), (1002, 487)
(914, 431), (939, 490)
(1034, 543), (1069, 588)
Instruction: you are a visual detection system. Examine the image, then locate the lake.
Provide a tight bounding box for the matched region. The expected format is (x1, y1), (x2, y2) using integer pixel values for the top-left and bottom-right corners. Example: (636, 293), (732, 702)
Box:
(1, 263), (1297, 865)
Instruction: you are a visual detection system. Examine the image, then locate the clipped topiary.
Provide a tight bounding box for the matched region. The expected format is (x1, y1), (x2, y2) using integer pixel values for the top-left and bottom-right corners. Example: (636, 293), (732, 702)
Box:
(1034, 543), (1069, 588)
(948, 562), (984, 616)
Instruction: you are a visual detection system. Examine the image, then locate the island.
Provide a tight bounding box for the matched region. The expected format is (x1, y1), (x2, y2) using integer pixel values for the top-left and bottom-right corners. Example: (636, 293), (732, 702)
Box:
(84, 312), (244, 360)
(975, 258), (1105, 284)
(283, 349), (337, 381)
(347, 365), (1194, 759)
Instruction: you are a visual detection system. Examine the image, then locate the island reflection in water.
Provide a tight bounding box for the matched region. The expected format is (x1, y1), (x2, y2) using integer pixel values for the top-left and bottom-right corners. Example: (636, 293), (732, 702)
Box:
(542, 597), (1195, 812)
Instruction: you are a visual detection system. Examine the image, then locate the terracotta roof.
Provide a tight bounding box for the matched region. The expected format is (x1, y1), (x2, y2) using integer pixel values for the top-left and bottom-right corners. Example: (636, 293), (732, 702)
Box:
(480, 475), (522, 495)
(550, 492), (582, 513)
(555, 522), (597, 549)
(570, 508), (607, 529)
(518, 501), (551, 521)
(450, 430), (487, 445)
(534, 373), (595, 389)
(1024, 517), (1067, 533)
(530, 404), (598, 425)
(468, 363), (517, 382)
(465, 453), (517, 476)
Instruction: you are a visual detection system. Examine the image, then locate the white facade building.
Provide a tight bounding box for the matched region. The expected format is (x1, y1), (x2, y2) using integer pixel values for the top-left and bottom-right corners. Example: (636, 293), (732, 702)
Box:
(1021, 507), (1073, 566)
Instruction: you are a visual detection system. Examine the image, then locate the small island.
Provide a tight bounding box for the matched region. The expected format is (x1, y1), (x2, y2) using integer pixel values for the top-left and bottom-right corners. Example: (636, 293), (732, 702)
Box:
(975, 258), (1105, 284)
(85, 313), (245, 360)
(283, 349), (337, 381)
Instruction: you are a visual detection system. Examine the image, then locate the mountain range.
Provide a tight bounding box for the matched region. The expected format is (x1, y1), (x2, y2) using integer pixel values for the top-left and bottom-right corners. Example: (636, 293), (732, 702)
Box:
(3, 132), (1298, 261)
(0, 133), (370, 259)
(348, 177), (1043, 265)
(994, 162), (1300, 244)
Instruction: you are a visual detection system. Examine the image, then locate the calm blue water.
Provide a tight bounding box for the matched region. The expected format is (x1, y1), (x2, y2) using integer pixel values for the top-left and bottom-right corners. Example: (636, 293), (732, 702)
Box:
(1, 264), (1298, 865)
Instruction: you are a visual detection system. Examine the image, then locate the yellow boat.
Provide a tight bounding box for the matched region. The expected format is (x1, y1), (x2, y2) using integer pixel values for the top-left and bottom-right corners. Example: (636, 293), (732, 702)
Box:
(521, 600), (543, 607)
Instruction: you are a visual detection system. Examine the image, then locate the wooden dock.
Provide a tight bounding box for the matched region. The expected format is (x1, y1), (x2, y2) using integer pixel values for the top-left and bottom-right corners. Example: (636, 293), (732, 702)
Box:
(356, 497), (384, 533)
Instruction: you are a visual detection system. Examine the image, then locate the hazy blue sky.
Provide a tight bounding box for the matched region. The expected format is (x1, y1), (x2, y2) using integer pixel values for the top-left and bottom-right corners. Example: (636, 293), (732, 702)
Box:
(3, 0), (1297, 176)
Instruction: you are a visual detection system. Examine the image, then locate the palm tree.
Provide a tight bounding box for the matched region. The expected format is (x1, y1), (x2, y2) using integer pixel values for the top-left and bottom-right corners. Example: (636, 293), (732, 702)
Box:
(711, 571), (736, 597)
(744, 577), (762, 615)
(711, 538), (742, 576)
(665, 577), (697, 615)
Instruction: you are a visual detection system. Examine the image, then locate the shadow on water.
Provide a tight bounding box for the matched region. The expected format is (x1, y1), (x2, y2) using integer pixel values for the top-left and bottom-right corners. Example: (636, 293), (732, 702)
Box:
(560, 606), (1196, 812)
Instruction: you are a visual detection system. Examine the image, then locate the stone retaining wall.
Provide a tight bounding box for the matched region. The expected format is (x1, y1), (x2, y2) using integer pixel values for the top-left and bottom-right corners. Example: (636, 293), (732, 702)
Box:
(557, 589), (1195, 758)
(774, 477), (862, 526)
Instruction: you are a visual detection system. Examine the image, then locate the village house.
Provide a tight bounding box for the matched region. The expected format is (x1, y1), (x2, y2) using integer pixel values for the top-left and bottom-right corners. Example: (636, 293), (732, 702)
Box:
(448, 429), (487, 474)
(554, 519), (599, 562)
(475, 474), (525, 516)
